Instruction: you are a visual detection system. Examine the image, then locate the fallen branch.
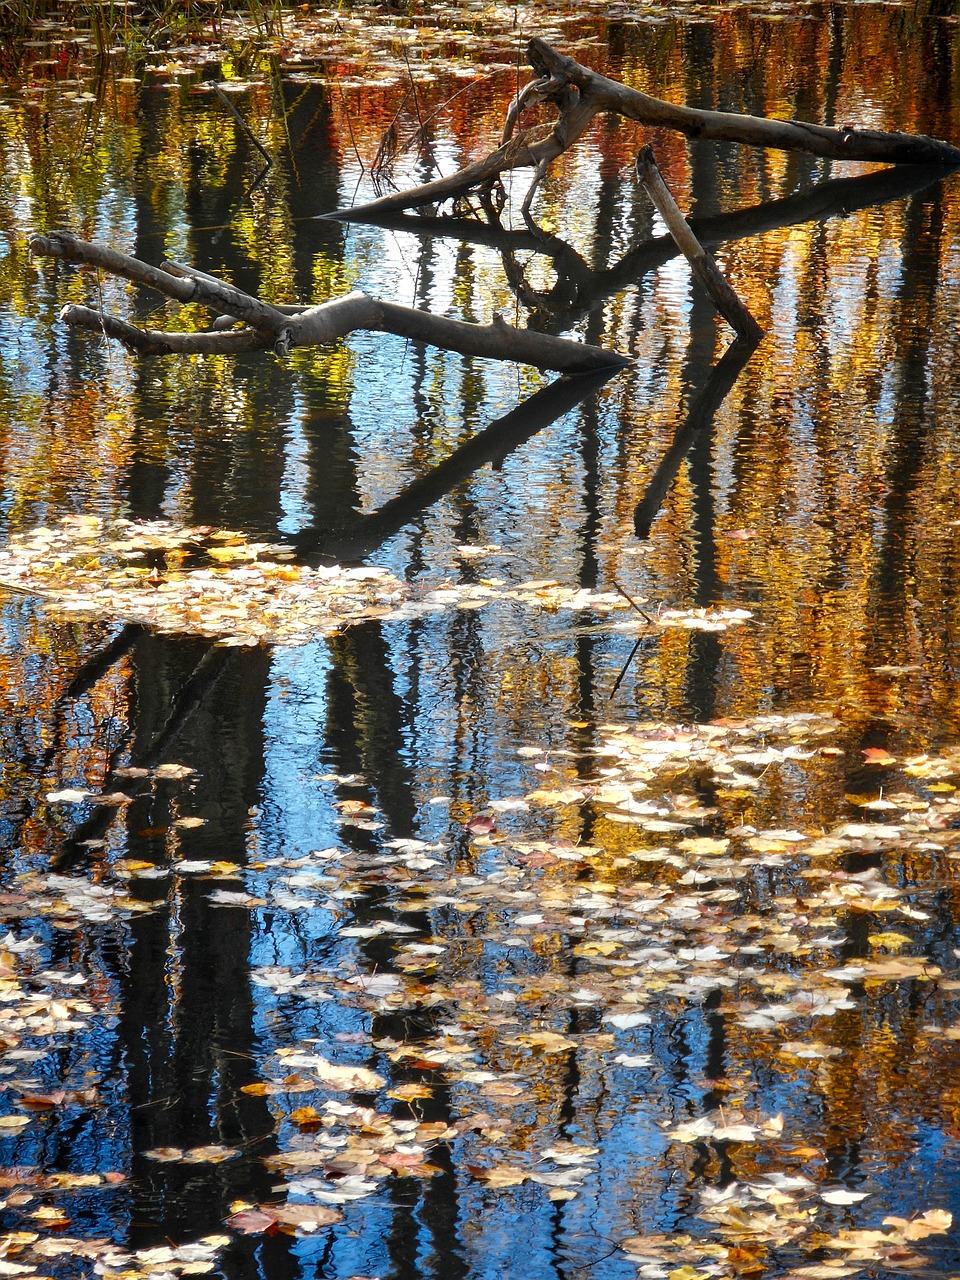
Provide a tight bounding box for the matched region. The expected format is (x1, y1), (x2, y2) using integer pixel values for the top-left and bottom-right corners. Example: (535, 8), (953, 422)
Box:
(29, 231), (628, 373)
(635, 145), (764, 342)
(330, 39), (960, 222)
(341, 164), (946, 332)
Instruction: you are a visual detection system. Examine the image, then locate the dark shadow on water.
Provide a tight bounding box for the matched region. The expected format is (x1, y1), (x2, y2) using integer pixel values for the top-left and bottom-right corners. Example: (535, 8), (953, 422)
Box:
(633, 336), (760, 541)
(294, 368), (621, 564)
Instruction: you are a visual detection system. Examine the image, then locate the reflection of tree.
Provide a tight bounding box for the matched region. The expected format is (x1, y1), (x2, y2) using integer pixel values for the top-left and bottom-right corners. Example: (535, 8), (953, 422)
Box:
(117, 640), (283, 1250)
(296, 371), (616, 562)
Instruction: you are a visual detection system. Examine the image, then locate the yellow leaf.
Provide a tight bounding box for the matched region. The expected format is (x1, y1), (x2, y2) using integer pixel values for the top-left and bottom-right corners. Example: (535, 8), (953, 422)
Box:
(679, 837), (730, 856)
(867, 932), (912, 951)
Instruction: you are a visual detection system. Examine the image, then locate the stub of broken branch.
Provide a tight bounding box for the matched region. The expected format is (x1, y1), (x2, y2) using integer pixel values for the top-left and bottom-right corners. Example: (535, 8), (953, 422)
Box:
(29, 231), (628, 374)
(635, 145), (764, 342)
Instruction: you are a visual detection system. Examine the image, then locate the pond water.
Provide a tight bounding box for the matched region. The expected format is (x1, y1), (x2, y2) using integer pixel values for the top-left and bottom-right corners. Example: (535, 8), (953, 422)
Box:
(2, 4), (960, 1278)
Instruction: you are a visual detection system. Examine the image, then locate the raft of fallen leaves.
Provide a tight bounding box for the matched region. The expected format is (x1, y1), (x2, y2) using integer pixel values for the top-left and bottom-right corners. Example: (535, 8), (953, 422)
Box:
(0, 516), (751, 645)
(5, 695), (960, 1270)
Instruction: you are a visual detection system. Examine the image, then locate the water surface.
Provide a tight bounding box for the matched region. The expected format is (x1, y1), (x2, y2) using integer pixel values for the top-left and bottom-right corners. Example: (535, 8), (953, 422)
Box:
(2, 5), (960, 1277)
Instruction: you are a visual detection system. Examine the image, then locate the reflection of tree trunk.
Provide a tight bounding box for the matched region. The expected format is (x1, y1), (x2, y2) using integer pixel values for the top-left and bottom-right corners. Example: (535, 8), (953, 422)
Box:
(366, 164), (946, 336)
(871, 189), (941, 615)
(116, 641), (282, 1248)
(633, 338), (757, 540)
(327, 624), (418, 838)
(297, 371), (617, 562)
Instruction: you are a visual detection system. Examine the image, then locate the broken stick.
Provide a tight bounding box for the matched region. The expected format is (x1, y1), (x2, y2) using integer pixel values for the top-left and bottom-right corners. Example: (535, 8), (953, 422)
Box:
(635, 145), (764, 342)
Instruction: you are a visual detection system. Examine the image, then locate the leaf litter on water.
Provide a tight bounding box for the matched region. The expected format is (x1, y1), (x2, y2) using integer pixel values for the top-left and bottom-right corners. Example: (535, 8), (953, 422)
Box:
(0, 517), (752, 646)
(4, 688), (960, 1269)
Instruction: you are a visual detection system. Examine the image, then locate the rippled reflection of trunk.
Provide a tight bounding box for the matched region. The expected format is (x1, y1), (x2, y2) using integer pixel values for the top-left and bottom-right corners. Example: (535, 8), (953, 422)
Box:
(117, 639), (281, 1247)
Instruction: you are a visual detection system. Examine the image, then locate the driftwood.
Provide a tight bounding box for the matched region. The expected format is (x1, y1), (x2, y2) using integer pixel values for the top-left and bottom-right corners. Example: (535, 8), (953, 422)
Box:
(353, 163), (946, 334)
(28, 231), (628, 374)
(635, 145), (763, 342)
(331, 38), (960, 223)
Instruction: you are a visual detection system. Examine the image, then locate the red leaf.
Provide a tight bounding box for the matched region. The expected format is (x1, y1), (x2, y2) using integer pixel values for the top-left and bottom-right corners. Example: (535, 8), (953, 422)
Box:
(227, 1207), (279, 1235)
(466, 815), (496, 835)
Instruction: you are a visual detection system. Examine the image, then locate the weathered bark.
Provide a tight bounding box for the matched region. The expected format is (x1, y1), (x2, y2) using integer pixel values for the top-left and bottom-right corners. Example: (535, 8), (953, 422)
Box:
(30, 231), (628, 373)
(526, 39), (960, 165)
(636, 145), (764, 342)
(333, 163), (946, 332)
(330, 39), (960, 223)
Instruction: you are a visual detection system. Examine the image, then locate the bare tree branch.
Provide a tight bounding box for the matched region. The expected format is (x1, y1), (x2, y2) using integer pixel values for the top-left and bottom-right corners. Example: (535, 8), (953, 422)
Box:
(329, 39), (960, 223)
(31, 232), (629, 373)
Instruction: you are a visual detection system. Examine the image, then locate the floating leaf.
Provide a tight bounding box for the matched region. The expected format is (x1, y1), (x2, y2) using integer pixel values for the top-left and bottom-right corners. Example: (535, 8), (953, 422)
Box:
(226, 1207), (278, 1235)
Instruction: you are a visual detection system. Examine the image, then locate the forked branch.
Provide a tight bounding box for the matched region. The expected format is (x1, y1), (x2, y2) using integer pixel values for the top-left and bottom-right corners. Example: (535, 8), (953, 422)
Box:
(329, 38), (960, 223)
(29, 231), (628, 373)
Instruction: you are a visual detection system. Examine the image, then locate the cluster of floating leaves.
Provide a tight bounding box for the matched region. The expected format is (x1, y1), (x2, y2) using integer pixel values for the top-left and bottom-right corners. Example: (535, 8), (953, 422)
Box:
(5, 710), (960, 1267)
(0, 518), (752, 645)
(0, 933), (234, 1277)
(72, 709), (953, 1270)
(0, 516), (407, 645)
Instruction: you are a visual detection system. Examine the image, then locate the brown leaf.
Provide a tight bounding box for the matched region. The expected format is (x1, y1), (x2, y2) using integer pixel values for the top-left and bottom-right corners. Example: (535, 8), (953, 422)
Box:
(467, 1164), (529, 1187)
(268, 1202), (343, 1228)
(17, 1092), (67, 1110)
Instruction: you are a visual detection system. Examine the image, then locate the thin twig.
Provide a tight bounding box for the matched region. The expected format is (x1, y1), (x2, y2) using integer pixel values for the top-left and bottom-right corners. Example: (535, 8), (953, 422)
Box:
(607, 635), (645, 703)
(213, 83), (273, 170)
(614, 582), (654, 624)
